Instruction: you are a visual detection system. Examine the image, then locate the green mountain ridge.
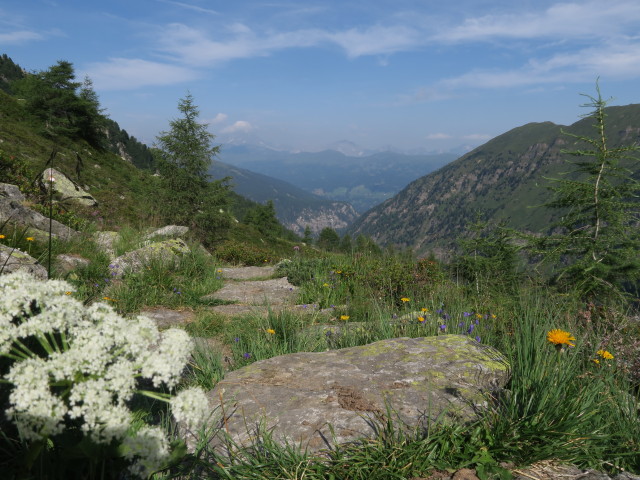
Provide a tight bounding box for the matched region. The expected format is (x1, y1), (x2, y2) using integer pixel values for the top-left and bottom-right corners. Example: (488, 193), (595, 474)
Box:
(210, 161), (358, 235)
(219, 145), (456, 212)
(348, 104), (640, 257)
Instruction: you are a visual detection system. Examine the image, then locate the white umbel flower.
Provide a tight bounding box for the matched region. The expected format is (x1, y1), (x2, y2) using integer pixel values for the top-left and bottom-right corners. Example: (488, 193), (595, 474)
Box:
(170, 387), (210, 431)
(0, 271), (213, 478)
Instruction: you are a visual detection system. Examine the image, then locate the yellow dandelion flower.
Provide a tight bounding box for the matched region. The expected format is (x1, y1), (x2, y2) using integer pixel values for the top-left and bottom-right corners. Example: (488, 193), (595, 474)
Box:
(0, 234), (5, 239)
(400, 297), (410, 303)
(26, 237), (34, 242)
(323, 283), (330, 287)
(491, 314), (497, 319)
(421, 307), (429, 312)
(266, 328), (276, 335)
(475, 313), (483, 319)
(65, 291), (72, 295)
(592, 358), (600, 365)
(417, 316), (425, 323)
(596, 349), (614, 360)
(547, 329), (576, 347)
(340, 315), (350, 321)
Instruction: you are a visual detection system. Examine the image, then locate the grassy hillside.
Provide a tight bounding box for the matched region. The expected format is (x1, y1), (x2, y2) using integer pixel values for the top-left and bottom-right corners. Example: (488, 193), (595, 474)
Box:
(349, 104), (640, 256)
(0, 87), (304, 262)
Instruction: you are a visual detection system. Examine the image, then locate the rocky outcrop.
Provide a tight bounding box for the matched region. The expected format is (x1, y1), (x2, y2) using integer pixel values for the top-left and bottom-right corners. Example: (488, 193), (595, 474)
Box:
(0, 183), (77, 241)
(144, 225), (189, 240)
(0, 244), (47, 279)
(286, 202), (359, 235)
(109, 238), (191, 278)
(204, 335), (509, 455)
(42, 168), (98, 207)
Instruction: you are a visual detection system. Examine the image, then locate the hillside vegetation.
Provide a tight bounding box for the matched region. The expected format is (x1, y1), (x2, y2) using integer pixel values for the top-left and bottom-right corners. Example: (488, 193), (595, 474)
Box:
(1, 56), (639, 479)
(349, 104), (640, 257)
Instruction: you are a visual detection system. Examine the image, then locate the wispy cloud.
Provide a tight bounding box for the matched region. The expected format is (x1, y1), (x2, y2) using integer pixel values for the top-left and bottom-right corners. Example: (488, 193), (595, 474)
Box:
(0, 30), (43, 44)
(426, 133), (452, 140)
(399, 38), (640, 104)
(157, 0), (219, 15)
(207, 113), (228, 124)
(83, 58), (198, 90)
(437, 0), (640, 42)
(221, 120), (253, 134)
(327, 25), (423, 58)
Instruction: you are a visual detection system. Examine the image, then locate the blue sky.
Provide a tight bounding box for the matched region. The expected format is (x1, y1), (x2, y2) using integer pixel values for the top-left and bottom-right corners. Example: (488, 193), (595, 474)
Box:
(3, 0), (640, 153)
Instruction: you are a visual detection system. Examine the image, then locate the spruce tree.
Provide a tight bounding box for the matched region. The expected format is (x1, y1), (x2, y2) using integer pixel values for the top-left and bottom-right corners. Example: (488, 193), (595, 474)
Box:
(155, 93), (230, 242)
(533, 85), (640, 300)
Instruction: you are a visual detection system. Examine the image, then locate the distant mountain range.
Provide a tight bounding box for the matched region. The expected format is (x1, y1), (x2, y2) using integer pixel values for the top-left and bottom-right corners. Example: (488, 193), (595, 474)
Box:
(217, 145), (456, 213)
(347, 104), (640, 257)
(209, 161), (358, 236)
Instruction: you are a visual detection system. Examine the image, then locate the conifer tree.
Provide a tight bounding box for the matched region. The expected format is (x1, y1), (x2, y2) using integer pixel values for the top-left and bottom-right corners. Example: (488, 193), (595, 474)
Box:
(532, 85), (640, 299)
(155, 93), (230, 242)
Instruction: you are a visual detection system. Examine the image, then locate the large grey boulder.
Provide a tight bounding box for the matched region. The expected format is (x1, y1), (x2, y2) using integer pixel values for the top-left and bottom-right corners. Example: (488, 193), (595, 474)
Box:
(0, 245), (47, 279)
(109, 238), (191, 278)
(203, 277), (299, 305)
(0, 183), (77, 241)
(42, 168), (98, 207)
(93, 231), (120, 259)
(144, 225), (189, 240)
(204, 335), (509, 455)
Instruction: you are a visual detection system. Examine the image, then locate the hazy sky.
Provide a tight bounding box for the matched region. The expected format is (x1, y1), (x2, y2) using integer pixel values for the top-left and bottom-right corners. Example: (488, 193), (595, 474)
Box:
(3, 0), (640, 153)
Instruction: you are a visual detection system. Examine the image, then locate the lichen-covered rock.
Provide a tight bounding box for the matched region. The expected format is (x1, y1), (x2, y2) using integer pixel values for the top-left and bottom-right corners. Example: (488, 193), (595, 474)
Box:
(55, 253), (90, 276)
(0, 182), (77, 241)
(205, 335), (509, 455)
(0, 245), (47, 279)
(42, 168), (97, 207)
(144, 225), (189, 240)
(203, 277), (298, 305)
(109, 238), (191, 278)
(93, 231), (119, 259)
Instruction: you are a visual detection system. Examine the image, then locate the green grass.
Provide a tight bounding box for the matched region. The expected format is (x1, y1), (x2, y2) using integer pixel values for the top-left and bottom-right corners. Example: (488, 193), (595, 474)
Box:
(2, 217), (639, 479)
(171, 253), (640, 479)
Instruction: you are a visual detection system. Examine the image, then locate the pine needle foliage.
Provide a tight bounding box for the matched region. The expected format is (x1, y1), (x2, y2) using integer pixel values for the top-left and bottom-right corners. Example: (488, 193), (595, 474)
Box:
(532, 84), (640, 300)
(154, 93), (232, 244)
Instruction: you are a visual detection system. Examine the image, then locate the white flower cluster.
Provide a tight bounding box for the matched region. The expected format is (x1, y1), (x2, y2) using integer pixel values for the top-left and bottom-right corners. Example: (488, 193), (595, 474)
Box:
(0, 271), (211, 477)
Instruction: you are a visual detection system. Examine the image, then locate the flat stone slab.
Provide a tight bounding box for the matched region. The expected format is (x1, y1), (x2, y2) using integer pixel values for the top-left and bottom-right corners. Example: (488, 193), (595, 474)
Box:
(204, 335), (510, 455)
(139, 307), (194, 329)
(204, 277), (298, 305)
(218, 266), (276, 280)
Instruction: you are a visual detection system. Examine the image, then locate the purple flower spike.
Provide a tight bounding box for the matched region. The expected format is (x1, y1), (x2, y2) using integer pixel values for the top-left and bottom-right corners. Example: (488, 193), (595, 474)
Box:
(467, 323), (475, 334)
(243, 353), (251, 359)
(475, 336), (481, 342)
(439, 324), (447, 331)
(234, 337), (240, 342)
(463, 312), (472, 317)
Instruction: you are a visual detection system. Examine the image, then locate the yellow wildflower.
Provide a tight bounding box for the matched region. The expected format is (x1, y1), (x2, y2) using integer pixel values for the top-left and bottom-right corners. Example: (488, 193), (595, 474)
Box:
(421, 307), (428, 313)
(26, 237), (34, 242)
(65, 291), (72, 295)
(417, 316), (425, 323)
(323, 283), (330, 287)
(547, 329), (576, 347)
(0, 234), (5, 239)
(340, 315), (350, 321)
(400, 297), (410, 303)
(596, 349), (614, 360)
(266, 328), (276, 335)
